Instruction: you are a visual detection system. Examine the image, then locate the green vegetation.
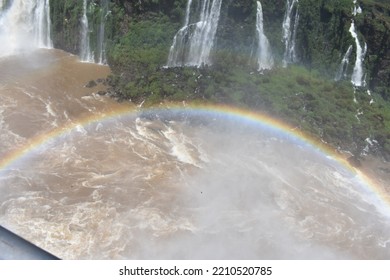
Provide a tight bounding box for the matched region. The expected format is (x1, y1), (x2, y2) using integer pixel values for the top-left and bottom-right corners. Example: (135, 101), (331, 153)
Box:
(107, 40), (390, 157)
(50, 0), (83, 53)
(49, 0), (390, 159)
(109, 15), (179, 70)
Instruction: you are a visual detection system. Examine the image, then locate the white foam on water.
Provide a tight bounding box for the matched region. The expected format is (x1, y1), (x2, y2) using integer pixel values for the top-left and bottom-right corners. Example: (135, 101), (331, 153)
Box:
(135, 118), (159, 141)
(75, 124), (87, 135)
(44, 100), (57, 118)
(1, 49), (390, 259)
(161, 127), (202, 167)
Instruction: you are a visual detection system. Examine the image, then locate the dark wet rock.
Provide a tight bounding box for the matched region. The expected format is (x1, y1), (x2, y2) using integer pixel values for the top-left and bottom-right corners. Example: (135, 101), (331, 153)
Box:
(85, 80), (97, 88)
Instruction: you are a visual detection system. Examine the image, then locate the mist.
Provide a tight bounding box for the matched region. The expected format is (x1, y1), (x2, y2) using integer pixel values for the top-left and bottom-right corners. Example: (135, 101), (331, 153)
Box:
(115, 114), (388, 259)
(1, 51), (389, 259)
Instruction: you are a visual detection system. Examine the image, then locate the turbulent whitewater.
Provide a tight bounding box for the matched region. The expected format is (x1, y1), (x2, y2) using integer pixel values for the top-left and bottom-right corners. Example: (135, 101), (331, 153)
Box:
(1, 50), (390, 259)
(0, 0), (389, 260)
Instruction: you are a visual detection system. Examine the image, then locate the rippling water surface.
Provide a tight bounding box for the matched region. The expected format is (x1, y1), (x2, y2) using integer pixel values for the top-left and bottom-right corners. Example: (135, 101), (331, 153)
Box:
(0, 50), (389, 259)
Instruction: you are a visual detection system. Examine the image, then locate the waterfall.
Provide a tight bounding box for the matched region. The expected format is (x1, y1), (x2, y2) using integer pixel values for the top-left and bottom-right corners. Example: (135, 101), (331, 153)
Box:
(349, 1), (366, 87)
(35, 0), (52, 48)
(352, 0), (362, 16)
(166, 0), (223, 67)
(255, 1), (273, 71)
(80, 0), (110, 64)
(335, 45), (353, 81)
(0, 0), (52, 57)
(349, 21), (367, 87)
(80, 0), (94, 63)
(0, 0), (5, 10)
(97, 0), (109, 65)
(184, 0), (193, 27)
(282, 0), (299, 67)
(335, 1), (367, 87)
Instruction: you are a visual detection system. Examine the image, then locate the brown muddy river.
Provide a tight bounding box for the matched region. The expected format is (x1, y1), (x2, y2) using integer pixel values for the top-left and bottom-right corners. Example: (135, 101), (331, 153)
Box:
(0, 49), (389, 259)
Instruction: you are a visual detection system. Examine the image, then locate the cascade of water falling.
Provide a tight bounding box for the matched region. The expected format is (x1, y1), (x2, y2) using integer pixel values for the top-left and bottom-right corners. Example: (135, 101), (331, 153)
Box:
(183, 0), (193, 27)
(352, 0), (362, 16)
(80, 0), (94, 63)
(349, 1), (366, 87)
(255, 1), (273, 71)
(349, 21), (367, 87)
(282, 0), (299, 67)
(35, 0), (52, 48)
(335, 45), (353, 81)
(97, 0), (109, 65)
(0, 0), (52, 56)
(166, 0), (223, 67)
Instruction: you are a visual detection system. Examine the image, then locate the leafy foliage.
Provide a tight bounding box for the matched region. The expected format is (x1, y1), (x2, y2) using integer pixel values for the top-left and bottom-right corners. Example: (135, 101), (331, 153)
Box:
(49, 0), (390, 159)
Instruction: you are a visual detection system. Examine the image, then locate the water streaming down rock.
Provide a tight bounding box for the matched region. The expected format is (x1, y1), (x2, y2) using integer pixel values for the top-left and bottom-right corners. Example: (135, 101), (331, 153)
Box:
(35, 0), (52, 49)
(334, 1), (366, 87)
(335, 45), (353, 81)
(255, 1), (273, 71)
(282, 0), (299, 67)
(0, 0), (52, 56)
(349, 1), (366, 87)
(96, 0), (109, 65)
(352, 0), (362, 16)
(80, 0), (94, 63)
(349, 21), (367, 87)
(166, 0), (195, 67)
(166, 0), (223, 67)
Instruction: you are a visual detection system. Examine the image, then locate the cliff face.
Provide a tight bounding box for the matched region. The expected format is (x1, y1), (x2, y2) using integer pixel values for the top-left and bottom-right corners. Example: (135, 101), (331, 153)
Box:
(294, 0), (390, 99)
(49, 0), (390, 93)
(215, 0), (390, 95)
(50, 0), (123, 56)
(360, 2), (390, 98)
(50, 0), (83, 54)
